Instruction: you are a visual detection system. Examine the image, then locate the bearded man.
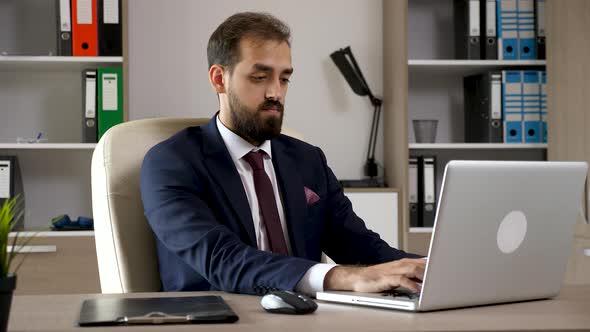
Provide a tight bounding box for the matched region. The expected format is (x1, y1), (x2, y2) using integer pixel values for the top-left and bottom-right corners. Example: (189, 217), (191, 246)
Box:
(141, 12), (424, 296)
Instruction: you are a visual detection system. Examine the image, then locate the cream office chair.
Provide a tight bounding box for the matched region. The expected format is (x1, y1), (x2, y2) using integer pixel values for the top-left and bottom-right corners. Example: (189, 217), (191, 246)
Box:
(91, 117), (303, 293)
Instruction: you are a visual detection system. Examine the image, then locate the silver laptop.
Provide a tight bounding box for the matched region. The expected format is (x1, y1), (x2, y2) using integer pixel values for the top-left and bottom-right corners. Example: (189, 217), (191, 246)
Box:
(317, 160), (588, 311)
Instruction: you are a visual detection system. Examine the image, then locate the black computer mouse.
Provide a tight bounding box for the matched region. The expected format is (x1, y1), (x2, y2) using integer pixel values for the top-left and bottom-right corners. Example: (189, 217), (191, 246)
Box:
(260, 290), (318, 315)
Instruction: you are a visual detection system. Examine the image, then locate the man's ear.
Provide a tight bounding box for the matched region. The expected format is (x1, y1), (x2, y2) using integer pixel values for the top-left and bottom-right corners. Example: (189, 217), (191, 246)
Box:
(208, 65), (227, 94)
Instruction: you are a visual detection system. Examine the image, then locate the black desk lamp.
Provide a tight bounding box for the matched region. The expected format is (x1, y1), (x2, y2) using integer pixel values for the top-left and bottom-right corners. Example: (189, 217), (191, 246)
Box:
(330, 46), (384, 187)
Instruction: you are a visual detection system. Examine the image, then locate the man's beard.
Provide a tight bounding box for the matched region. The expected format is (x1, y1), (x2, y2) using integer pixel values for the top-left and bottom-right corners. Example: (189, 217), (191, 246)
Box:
(227, 88), (284, 144)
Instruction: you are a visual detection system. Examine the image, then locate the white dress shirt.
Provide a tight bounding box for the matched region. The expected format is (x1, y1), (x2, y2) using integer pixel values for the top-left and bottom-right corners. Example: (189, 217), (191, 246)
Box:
(216, 116), (335, 296)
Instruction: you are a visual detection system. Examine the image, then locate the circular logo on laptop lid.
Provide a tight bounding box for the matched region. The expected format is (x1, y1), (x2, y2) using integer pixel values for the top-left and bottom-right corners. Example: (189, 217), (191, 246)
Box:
(497, 211), (528, 254)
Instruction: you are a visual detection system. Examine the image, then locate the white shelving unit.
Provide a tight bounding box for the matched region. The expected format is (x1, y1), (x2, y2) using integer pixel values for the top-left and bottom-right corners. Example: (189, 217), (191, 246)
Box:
(0, 143), (96, 150)
(409, 59), (546, 74)
(0, 1), (123, 230)
(409, 227), (433, 233)
(9, 231), (94, 237)
(406, 0), (547, 234)
(409, 59), (546, 66)
(0, 56), (122, 71)
(410, 143), (547, 150)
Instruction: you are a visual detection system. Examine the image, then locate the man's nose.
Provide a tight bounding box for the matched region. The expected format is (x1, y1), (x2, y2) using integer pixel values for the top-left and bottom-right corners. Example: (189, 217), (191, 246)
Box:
(265, 79), (283, 101)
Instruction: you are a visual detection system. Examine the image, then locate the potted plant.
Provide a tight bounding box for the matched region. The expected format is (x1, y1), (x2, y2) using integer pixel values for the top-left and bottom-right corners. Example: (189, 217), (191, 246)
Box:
(0, 196), (26, 332)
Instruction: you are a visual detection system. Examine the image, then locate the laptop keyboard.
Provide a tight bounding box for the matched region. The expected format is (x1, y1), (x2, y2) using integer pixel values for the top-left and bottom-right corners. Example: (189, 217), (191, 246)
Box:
(381, 290), (420, 300)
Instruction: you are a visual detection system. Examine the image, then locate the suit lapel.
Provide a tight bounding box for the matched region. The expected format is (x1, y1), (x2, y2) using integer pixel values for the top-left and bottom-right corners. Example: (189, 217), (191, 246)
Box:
(272, 140), (308, 259)
(201, 117), (257, 246)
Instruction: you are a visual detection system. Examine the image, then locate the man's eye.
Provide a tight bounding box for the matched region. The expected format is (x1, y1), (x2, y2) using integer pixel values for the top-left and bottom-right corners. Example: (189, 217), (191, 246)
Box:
(281, 78), (291, 84)
(252, 76), (266, 81)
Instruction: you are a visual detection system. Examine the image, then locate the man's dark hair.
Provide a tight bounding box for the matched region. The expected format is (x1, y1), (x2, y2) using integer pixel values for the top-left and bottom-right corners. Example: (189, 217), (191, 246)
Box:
(207, 12), (291, 73)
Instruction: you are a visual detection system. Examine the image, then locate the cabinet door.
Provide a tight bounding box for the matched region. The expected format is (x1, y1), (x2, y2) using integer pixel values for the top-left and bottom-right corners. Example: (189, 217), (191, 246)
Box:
(322, 191), (399, 264)
(11, 235), (100, 295)
(345, 191), (399, 249)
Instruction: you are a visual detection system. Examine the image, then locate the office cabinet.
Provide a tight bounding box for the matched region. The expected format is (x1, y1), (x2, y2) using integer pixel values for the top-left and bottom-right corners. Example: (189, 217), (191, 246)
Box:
(11, 232), (100, 295)
(323, 189), (399, 263)
(345, 189), (399, 249)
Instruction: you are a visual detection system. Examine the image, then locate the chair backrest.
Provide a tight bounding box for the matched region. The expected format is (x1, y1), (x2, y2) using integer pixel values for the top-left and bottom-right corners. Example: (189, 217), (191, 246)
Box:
(91, 117), (303, 293)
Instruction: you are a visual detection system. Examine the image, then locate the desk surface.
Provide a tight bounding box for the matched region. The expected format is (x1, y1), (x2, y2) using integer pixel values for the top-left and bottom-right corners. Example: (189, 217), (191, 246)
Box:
(8, 285), (590, 332)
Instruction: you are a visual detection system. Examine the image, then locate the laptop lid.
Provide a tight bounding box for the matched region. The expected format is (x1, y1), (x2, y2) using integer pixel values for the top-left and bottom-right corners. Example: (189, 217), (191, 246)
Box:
(418, 160), (587, 311)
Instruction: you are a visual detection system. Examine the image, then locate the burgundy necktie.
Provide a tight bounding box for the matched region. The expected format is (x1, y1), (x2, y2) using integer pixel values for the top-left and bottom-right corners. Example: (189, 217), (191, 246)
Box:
(242, 151), (289, 255)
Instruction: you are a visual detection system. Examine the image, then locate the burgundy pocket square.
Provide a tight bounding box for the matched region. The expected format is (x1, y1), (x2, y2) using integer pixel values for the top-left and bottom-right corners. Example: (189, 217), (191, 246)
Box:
(304, 187), (320, 205)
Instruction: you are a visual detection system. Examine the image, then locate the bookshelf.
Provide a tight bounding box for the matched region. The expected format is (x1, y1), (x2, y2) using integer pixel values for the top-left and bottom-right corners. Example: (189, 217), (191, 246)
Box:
(408, 0), (548, 238)
(0, 0), (126, 231)
(386, 1), (590, 282)
(384, 0), (550, 255)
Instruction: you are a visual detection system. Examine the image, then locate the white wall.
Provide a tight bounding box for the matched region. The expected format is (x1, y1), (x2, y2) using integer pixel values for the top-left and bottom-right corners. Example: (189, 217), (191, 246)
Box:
(128, 0), (384, 180)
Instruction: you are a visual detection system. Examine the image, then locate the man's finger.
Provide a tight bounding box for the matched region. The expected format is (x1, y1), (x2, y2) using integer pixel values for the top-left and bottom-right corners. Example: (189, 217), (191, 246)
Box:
(398, 276), (422, 293)
(405, 264), (425, 280)
(385, 262), (425, 281)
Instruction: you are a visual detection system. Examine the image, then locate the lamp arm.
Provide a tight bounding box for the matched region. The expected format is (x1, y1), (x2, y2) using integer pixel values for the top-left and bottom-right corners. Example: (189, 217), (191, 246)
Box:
(364, 100), (382, 178)
(370, 102), (381, 159)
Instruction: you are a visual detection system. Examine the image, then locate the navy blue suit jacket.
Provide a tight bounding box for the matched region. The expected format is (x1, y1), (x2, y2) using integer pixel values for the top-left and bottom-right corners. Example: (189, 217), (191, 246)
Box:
(140, 116), (419, 295)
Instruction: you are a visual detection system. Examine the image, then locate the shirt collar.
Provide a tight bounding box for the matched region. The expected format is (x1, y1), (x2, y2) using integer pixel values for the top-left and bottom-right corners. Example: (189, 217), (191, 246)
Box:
(216, 115), (272, 163)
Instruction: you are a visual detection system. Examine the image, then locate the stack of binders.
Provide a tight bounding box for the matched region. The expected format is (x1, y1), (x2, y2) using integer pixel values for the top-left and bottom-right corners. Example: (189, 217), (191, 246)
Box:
(408, 156), (436, 228)
(454, 0), (546, 60)
(82, 67), (123, 143)
(464, 69), (547, 143)
(56, 0), (122, 56)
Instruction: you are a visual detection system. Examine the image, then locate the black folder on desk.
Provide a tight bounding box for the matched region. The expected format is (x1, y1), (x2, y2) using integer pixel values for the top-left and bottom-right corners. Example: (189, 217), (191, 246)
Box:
(78, 296), (239, 326)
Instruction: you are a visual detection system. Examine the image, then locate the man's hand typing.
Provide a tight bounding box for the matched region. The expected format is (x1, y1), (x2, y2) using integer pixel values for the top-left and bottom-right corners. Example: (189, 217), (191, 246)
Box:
(323, 258), (426, 293)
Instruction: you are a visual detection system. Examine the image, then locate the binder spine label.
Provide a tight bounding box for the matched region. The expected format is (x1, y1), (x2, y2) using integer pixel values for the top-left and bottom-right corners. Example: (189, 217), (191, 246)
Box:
(409, 161), (418, 204)
(409, 157), (420, 227)
(486, 0), (497, 36)
(104, 0), (120, 24)
(536, 0), (546, 36)
(77, 0), (93, 24)
(424, 159), (435, 204)
(491, 74), (502, 119)
(59, 0), (71, 31)
(0, 160), (11, 198)
(469, 0), (481, 36)
(102, 74), (119, 111)
(85, 73), (96, 118)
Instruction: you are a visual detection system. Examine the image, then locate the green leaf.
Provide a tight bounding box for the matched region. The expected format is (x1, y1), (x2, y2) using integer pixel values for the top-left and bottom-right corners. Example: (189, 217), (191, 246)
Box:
(0, 195), (37, 278)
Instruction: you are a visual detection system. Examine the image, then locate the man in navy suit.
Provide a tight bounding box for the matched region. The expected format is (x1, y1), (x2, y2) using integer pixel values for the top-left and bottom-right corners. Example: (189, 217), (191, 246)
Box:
(141, 12), (425, 296)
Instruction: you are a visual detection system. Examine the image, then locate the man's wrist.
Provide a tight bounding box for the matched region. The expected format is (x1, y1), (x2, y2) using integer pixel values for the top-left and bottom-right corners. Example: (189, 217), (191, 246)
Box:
(295, 263), (338, 297)
(323, 265), (363, 291)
